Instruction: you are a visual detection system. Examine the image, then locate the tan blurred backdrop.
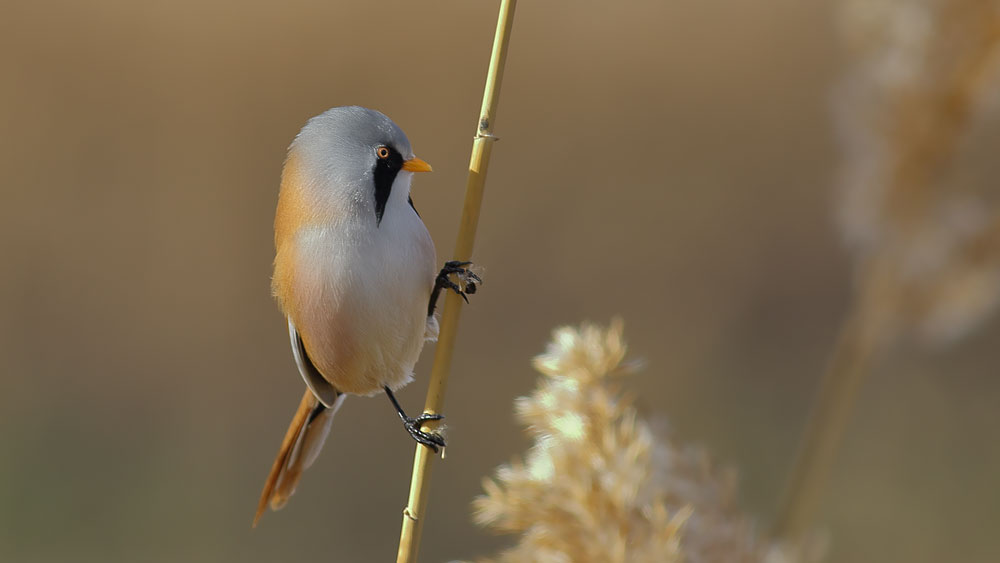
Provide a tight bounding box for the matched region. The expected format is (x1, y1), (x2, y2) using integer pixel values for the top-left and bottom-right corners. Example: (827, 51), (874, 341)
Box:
(1, 1), (998, 561)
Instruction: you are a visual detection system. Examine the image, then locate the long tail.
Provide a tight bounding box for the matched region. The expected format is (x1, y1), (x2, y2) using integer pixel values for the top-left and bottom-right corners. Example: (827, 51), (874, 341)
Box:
(253, 388), (344, 527)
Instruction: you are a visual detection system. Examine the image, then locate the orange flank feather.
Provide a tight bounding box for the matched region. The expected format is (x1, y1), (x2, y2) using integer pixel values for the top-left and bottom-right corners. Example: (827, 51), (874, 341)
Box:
(269, 152), (365, 394)
(254, 389), (318, 527)
(273, 153), (316, 256)
(272, 153), (310, 316)
(273, 152), (345, 316)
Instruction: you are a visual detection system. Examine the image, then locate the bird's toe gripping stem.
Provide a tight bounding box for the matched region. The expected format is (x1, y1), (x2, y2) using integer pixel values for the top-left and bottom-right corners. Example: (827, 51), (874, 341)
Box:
(403, 412), (447, 453)
(433, 261), (481, 306)
(385, 386), (447, 453)
(428, 261), (481, 316)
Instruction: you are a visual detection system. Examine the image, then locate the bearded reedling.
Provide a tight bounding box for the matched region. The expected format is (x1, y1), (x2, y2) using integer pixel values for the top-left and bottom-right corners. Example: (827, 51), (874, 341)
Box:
(253, 106), (480, 526)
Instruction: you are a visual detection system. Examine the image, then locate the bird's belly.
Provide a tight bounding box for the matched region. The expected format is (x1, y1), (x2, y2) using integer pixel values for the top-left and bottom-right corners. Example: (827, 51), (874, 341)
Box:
(289, 226), (435, 396)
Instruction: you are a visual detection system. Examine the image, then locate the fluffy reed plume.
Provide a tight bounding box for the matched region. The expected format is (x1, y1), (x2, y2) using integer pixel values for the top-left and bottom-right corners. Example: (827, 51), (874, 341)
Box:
(469, 322), (819, 563)
(774, 0), (1000, 540)
(835, 0), (1000, 344)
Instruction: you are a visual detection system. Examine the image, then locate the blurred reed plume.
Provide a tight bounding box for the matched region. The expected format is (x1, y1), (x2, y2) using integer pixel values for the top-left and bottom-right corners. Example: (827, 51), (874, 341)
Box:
(836, 0), (1000, 343)
(774, 0), (1000, 540)
(469, 321), (819, 563)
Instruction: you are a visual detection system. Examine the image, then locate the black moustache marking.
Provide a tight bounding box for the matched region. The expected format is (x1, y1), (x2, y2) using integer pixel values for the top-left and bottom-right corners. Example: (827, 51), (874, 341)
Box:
(373, 146), (404, 226)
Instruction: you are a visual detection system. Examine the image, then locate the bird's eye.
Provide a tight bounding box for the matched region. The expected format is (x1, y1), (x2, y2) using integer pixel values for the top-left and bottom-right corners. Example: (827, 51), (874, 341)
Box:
(376, 146), (391, 159)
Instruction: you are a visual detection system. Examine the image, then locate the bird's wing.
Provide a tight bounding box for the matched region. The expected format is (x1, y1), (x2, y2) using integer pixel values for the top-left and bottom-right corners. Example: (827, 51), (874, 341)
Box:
(288, 318), (341, 407)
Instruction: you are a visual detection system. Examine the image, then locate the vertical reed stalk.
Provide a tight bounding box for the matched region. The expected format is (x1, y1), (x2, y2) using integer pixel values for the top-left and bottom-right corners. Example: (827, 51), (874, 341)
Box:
(396, 2), (517, 562)
(771, 257), (895, 540)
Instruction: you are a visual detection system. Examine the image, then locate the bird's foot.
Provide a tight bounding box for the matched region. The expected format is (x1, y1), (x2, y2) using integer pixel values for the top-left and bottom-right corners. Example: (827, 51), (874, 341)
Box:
(436, 260), (482, 304)
(385, 386), (447, 453)
(403, 412), (447, 453)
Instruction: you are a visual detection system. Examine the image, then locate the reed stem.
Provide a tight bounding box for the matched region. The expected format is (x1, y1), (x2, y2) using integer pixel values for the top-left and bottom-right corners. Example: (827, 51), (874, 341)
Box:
(395, 2), (517, 561)
(771, 258), (895, 540)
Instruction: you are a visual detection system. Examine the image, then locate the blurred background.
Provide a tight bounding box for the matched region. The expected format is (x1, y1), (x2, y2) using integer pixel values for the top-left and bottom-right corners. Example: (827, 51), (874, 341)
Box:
(2, 0), (999, 561)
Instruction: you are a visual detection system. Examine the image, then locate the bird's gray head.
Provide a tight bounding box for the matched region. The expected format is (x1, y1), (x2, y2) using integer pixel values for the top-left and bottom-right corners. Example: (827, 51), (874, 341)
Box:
(289, 106), (429, 226)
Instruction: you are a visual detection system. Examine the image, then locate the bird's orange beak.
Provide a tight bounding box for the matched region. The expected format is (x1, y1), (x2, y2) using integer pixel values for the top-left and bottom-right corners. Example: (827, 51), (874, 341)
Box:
(402, 157), (433, 173)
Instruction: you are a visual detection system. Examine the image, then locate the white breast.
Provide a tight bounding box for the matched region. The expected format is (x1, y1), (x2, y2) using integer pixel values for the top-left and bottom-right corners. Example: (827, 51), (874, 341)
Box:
(289, 177), (437, 396)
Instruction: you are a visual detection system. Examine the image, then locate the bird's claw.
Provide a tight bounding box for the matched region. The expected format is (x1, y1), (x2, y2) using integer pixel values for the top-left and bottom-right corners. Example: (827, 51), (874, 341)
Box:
(404, 413), (446, 453)
(437, 261), (482, 303)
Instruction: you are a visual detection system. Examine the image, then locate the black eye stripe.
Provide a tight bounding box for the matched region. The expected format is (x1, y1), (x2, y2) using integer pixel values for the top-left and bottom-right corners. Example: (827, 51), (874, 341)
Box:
(372, 145), (404, 226)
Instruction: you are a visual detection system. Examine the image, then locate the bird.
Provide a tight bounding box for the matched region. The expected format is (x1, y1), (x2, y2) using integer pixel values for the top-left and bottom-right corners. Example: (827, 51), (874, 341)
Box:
(253, 106), (479, 527)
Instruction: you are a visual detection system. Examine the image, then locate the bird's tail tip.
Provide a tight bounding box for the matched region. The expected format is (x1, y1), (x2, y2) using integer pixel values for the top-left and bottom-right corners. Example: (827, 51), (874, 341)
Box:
(252, 389), (343, 527)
